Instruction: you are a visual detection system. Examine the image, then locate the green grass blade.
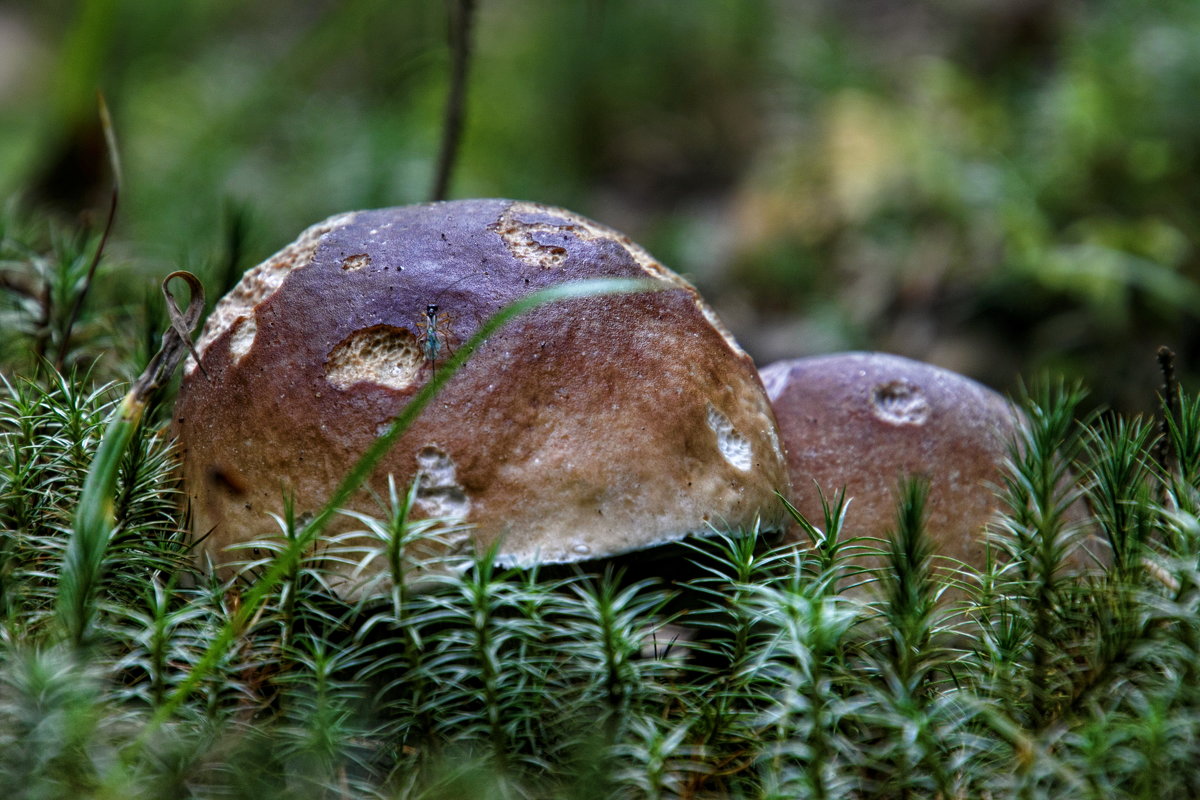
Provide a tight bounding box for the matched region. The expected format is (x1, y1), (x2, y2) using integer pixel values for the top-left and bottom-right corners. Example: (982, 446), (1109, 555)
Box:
(54, 272), (203, 647)
(56, 392), (143, 647)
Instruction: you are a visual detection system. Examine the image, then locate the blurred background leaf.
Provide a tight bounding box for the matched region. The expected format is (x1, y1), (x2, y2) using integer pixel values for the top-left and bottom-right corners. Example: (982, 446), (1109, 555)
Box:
(2, 0), (1200, 409)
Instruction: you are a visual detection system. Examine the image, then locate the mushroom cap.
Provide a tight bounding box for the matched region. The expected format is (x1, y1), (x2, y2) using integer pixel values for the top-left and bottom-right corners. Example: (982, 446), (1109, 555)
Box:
(759, 352), (1017, 570)
(175, 200), (789, 584)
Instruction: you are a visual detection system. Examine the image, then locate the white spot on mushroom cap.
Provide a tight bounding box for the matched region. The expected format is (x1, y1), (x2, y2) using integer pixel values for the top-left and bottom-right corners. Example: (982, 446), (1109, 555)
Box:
(414, 445), (470, 522)
(227, 315), (257, 363)
(491, 216), (570, 268)
(341, 253), (371, 271)
(325, 325), (423, 391)
(706, 403), (753, 471)
(186, 211), (358, 375)
(871, 380), (931, 426)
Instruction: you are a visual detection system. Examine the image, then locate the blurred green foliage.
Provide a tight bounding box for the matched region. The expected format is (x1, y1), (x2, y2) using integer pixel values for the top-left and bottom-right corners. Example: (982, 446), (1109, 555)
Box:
(2, 0), (1200, 407)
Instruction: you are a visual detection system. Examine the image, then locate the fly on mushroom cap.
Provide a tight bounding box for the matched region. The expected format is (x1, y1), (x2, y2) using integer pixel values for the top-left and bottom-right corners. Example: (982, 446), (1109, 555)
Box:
(175, 199), (790, 590)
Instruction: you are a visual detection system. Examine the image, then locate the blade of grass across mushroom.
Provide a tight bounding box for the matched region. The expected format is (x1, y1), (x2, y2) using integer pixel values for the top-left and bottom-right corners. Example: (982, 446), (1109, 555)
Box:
(56, 271), (205, 648)
(141, 276), (667, 730)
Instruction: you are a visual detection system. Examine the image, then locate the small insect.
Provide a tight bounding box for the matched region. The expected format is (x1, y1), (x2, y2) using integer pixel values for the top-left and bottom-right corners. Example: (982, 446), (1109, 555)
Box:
(416, 302), (454, 369)
(414, 271), (488, 372)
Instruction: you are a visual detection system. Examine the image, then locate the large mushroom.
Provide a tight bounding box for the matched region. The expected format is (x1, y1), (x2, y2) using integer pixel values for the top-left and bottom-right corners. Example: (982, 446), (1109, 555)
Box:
(759, 352), (1021, 571)
(175, 199), (789, 588)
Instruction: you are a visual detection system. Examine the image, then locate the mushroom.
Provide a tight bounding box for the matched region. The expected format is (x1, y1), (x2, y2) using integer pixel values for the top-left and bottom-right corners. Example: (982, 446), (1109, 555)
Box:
(175, 199), (789, 590)
(759, 352), (1023, 572)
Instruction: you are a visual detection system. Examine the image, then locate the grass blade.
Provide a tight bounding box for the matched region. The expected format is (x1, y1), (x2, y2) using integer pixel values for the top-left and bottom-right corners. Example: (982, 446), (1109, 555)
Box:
(55, 272), (204, 647)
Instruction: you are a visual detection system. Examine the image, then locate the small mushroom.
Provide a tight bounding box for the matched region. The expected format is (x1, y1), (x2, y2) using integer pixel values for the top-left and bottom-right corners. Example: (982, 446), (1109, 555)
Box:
(175, 199), (789, 589)
(759, 352), (1021, 571)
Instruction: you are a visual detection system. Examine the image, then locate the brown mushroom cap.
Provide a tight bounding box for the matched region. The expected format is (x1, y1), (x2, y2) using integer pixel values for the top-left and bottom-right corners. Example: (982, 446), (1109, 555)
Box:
(759, 352), (1019, 570)
(175, 199), (789, 585)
